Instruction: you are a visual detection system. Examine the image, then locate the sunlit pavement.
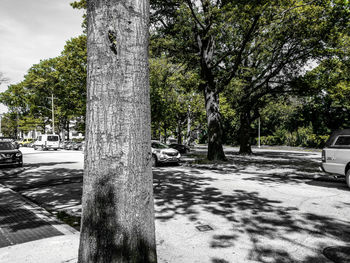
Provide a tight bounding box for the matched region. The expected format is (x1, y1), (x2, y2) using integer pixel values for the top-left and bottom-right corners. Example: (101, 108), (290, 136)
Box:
(0, 147), (349, 263)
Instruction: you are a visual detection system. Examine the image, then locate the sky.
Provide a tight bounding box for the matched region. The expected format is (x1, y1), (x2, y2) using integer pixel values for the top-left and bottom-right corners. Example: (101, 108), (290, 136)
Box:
(0, 0), (84, 113)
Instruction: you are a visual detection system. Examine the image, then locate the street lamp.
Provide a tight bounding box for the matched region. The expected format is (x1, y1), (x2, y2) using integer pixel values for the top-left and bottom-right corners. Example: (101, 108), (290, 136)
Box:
(51, 93), (55, 134)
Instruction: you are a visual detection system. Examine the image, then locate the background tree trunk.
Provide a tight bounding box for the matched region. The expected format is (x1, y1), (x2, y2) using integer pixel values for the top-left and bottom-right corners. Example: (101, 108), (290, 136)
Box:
(239, 112), (253, 155)
(185, 105), (191, 146)
(204, 87), (226, 161)
(78, 0), (157, 262)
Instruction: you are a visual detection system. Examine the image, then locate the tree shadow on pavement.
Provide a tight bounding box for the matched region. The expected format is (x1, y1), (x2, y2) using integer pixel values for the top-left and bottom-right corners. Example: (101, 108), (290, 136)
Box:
(153, 168), (350, 263)
(0, 164), (83, 217)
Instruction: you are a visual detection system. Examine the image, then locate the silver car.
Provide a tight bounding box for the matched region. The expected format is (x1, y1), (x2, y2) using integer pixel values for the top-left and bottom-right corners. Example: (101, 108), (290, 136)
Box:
(321, 129), (350, 189)
(151, 140), (181, 167)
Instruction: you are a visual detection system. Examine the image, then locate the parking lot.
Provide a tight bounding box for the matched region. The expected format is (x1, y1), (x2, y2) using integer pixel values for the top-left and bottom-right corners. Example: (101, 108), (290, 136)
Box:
(0, 147), (349, 262)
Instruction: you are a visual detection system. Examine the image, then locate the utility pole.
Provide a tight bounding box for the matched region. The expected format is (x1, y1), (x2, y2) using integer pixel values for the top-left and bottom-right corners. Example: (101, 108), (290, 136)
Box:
(51, 93), (55, 134)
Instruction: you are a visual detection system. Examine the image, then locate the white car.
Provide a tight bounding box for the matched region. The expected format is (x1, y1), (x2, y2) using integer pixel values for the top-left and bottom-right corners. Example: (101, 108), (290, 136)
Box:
(151, 140), (181, 167)
(321, 129), (350, 189)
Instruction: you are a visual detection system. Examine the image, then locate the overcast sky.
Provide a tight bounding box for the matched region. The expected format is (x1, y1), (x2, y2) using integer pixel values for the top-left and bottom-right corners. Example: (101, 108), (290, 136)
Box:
(0, 0), (84, 113)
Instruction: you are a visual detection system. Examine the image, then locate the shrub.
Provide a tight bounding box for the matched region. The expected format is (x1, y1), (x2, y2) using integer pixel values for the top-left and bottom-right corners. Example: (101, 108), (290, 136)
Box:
(256, 126), (329, 148)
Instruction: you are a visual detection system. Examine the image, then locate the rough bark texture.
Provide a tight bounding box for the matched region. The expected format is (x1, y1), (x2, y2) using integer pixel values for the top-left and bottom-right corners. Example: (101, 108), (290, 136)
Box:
(204, 87), (226, 161)
(78, 0), (157, 262)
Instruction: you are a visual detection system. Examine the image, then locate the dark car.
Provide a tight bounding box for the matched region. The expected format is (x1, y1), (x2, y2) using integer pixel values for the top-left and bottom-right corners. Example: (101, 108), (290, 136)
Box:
(64, 141), (74, 150)
(59, 141), (70, 149)
(169, 143), (190, 154)
(72, 142), (83, 150)
(0, 140), (23, 167)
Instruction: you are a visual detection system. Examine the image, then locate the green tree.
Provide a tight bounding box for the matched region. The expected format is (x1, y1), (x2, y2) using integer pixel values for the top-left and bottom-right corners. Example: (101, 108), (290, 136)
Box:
(56, 35), (87, 138)
(151, 0), (350, 155)
(150, 57), (204, 143)
(295, 57), (350, 134)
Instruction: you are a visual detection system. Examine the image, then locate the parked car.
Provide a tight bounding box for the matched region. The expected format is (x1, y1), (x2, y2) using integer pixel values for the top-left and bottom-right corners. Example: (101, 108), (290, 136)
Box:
(321, 129), (350, 189)
(151, 140), (181, 167)
(64, 141), (74, 150)
(18, 138), (34, 147)
(0, 137), (19, 149)
(72, 142), (83, 151)
(27, 141), (35, 148)
(0, 138), (22, 167)
(33, 134), (60, 150)
(169, 143), (190, 154)
(60, 141), (70, 149)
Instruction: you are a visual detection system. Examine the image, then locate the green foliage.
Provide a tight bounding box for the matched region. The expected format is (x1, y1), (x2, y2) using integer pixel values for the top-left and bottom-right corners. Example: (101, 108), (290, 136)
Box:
(0, 113), (18, 138)
(0, 35), (87, 137)
(151, 0), (350, 153)
(150, 56), (205, 142)
(259, 126), (330, 148)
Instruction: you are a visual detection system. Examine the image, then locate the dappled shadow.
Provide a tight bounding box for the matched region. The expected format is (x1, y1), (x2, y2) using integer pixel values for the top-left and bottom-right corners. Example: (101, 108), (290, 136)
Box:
(153, 168), (213, 222)
(0, 163), (83, 217)
(0, 164), (82, 191)
(153, 167), (350, 262)
(186, 149), (346, 189)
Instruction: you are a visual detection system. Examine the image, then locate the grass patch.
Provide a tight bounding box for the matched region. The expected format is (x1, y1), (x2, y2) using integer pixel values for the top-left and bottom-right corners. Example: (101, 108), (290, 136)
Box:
(53, 210), (81, 231)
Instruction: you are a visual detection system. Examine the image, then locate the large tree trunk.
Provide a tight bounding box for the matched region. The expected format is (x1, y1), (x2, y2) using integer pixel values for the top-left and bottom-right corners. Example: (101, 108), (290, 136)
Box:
(204, 87), (226, 161)
(239, 111), (253, 155)
(78, 0), (157, 262)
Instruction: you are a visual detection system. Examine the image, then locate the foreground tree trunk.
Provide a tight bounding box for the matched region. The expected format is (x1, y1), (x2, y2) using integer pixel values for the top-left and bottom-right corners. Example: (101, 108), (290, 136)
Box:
(78, 0), (157, 262)
(204, 87), (226, 161)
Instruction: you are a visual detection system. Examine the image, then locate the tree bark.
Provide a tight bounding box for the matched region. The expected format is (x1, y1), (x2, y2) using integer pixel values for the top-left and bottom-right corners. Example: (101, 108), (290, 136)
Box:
(238, 111), (253, 155)
(78, 0), (157, 262)
(204, 87), (226, 161)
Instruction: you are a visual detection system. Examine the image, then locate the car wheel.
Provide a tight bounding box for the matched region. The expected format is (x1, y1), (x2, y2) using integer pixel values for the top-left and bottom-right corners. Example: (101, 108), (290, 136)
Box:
(34, 146), (37, 150)
(152, 155), (158, 167)
(346, 169), (350, 189)
(17, 162), (23, 168)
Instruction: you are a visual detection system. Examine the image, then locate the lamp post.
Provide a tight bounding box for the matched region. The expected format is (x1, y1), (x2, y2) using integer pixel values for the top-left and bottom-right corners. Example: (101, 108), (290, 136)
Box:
(51, 93), (55, 134)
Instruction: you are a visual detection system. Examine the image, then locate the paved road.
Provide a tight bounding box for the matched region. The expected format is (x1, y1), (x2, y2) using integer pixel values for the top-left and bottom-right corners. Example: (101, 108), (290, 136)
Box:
(0, 147), (349, 263)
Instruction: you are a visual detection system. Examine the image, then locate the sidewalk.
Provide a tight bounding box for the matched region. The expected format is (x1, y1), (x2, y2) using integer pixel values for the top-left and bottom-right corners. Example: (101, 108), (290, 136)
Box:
(0, 184), (79, 263)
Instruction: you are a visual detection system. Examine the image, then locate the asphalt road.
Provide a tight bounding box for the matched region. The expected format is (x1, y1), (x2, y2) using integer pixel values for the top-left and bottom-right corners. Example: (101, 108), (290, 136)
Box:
(0, 147), (349, 263)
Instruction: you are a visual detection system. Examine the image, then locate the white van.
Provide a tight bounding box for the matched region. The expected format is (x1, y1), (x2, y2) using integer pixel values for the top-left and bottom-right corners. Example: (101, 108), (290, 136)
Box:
(34, 134), (60, 150)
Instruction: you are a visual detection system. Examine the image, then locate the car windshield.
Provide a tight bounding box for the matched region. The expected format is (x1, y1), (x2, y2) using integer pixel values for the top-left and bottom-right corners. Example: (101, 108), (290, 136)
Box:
(0, 142), (15, 150)
(152, 142), (169, 149)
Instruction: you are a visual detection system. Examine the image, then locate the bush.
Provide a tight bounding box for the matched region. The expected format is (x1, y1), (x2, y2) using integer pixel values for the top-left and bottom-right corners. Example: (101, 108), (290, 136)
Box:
(257, 126), (329, 148)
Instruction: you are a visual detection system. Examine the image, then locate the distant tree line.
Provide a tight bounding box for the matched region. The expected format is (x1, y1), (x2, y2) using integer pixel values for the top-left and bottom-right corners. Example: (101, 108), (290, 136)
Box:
(1, 0), (349, 155)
